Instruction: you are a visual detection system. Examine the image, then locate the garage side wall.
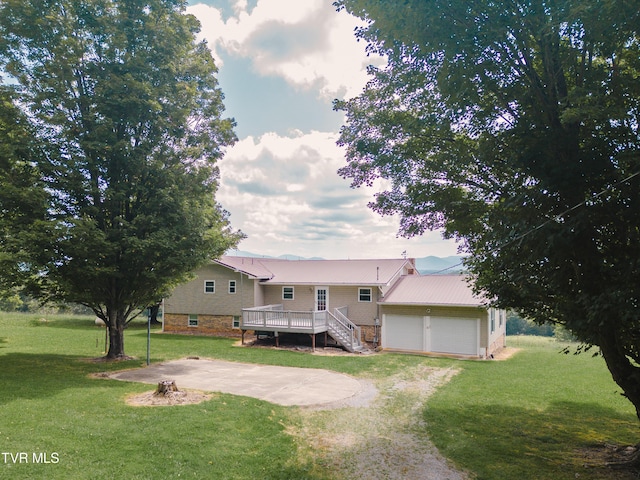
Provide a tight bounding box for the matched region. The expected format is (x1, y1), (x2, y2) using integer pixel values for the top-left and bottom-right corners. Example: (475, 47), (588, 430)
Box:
(487, 308), (507, 355)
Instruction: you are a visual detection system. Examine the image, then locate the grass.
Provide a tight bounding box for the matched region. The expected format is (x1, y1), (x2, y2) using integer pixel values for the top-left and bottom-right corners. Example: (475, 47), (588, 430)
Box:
(423, 336), (639, 479)
(0, 312), (638, 479)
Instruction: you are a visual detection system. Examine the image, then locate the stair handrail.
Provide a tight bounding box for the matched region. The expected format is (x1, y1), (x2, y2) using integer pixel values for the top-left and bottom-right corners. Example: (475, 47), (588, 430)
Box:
(327, 308), (362, 352)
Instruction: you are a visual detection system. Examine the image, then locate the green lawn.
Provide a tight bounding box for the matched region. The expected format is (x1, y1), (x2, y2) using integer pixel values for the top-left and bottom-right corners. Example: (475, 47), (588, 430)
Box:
(423, 336), (639, 479)
(0, 313), (637, 479)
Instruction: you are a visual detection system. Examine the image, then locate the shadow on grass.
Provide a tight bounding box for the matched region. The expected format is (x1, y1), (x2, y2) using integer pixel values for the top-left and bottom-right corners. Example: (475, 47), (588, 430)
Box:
(424, 401), (639, 480)
(0, 352), (141, 406)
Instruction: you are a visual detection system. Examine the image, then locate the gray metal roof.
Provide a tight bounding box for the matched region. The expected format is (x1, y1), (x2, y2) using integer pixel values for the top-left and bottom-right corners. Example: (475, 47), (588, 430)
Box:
(216, 256), (413, 285)
(381, 274), (487, 307)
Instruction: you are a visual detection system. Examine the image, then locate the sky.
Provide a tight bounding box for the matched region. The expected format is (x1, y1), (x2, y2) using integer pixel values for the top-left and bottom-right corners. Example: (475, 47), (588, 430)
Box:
(187, 0), (460, 259)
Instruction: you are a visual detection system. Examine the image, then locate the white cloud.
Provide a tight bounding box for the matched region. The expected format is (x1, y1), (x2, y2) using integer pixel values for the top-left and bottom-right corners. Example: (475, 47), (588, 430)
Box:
(188, 0), (382, 99)
(218, 131), (459, 259)
(187, 1), (459, 259)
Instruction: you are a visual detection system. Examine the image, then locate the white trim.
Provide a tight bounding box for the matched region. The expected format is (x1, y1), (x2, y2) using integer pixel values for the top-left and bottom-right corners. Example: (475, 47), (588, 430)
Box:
(204, 280), (215, 294)
(282, 286), (294, 300)
(228, 280), (237, 294)
(358, 287), (372, 302)
(315, 286), (329, 311)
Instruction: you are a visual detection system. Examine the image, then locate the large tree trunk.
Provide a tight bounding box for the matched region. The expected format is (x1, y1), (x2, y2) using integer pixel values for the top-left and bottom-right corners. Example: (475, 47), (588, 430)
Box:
(106, 314), (126, 359)
(598, 328), (640, 421)
(149, 303), (161, 325)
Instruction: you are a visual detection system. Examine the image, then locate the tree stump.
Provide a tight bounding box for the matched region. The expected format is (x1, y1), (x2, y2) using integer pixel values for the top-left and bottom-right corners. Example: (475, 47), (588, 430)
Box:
(155, 380), (179, 396)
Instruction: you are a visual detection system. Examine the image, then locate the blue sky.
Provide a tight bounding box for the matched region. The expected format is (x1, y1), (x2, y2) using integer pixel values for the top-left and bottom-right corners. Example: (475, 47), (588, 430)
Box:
(188, 0), (460, 259)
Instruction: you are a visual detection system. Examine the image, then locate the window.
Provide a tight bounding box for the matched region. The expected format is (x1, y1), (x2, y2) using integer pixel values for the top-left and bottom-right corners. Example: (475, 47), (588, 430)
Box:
(490, 309), (495, 333)
(229, 280), (236, 294)
(232, 316), (240, 329)
(204, 280), (215, 294)
(188, 314), (198, 327)
(359, 288), (372, 302)
(282, 286), (294, 300)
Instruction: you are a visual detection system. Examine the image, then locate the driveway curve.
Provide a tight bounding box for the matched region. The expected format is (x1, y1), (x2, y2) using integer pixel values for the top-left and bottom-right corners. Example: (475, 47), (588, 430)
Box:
(109, 358), (366, 407)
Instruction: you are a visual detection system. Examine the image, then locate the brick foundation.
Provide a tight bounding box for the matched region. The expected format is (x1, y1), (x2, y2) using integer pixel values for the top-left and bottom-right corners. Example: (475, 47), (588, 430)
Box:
(163, 313), (241, 337)
(359, 325), (378, 347)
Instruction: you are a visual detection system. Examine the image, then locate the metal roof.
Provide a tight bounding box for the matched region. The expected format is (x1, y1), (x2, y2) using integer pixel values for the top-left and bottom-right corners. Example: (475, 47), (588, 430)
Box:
(216, 256), (412, 285)
(215, 256), (275, 279)
(381, 274), (487, 307)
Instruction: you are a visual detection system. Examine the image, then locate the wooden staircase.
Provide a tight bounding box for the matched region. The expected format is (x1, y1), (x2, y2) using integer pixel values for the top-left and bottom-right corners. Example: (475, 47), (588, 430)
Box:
(326, 308), (364, 353)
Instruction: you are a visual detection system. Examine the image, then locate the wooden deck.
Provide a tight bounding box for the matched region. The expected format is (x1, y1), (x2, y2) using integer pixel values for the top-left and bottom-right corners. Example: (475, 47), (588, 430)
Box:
(241, 304), (363, 352)
(241, 305), (329, 334)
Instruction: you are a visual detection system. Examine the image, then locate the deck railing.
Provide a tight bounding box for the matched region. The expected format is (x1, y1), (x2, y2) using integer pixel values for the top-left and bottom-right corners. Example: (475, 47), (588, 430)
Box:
(242, 304), (328, 332)
(242, 304), (363, 352)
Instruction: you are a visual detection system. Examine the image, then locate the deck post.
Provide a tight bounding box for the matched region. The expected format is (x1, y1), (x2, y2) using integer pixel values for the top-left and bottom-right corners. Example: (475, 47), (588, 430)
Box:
(311, 333), (316, 351)
(241, 329), (246, 345)
(275, 331), (279, 347)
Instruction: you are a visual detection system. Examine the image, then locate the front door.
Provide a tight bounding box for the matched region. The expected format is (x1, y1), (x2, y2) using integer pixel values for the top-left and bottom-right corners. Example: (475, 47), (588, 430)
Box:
(315, 287), (328, 311)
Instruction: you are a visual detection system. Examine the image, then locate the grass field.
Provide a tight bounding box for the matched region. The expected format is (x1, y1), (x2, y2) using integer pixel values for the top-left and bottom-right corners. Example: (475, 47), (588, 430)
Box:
(423, 336), (639, 479)
(0, 312), (637, 479)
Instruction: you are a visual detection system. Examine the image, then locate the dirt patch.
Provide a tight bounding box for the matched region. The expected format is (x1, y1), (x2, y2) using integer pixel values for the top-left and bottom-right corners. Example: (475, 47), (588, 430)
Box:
(575, 444), (640, 479)
(288, 364), (471, 480)
(491, 346), (520, 360)
(237, 335), (368, 356)
(126, 389), (213, 406)
(83, 355), (137, 363)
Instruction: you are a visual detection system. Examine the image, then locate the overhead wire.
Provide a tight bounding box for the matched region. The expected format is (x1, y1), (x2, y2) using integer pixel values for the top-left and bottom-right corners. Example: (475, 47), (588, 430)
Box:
(423, 170), (640, 275)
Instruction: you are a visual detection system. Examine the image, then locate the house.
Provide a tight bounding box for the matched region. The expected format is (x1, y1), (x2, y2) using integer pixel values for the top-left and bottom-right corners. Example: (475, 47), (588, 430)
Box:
(379, 275), (506, 357)
(163, 256), (506, 358)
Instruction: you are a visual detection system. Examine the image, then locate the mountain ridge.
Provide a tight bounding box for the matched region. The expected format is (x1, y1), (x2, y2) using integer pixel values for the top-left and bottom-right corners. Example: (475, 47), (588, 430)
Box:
(225, 250), (465, 274)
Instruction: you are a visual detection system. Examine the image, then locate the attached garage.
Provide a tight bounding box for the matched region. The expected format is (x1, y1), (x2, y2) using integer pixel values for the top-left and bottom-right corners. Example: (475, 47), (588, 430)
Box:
(382, 314), (480, 356)
(379, 275), (506, 358)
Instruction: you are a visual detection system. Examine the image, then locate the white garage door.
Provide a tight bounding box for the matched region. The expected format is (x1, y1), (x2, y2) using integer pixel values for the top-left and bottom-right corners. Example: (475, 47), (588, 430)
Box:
(383, 315), (479, 355)
(383, 314), (425, 351)
(430, 317), (478, 356)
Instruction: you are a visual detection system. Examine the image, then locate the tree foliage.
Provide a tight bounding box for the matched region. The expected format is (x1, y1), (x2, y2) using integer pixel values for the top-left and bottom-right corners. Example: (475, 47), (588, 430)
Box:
(0, 86), (48, 295)
(0, 0), (242, 357)
(335, 0), (640, 418)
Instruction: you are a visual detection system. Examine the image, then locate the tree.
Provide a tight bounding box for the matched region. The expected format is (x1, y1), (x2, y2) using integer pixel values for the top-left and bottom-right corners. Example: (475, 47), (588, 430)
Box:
(0, 85), (48, 297)
(335, 0), (640, 421)
(0, 0), (243, 358)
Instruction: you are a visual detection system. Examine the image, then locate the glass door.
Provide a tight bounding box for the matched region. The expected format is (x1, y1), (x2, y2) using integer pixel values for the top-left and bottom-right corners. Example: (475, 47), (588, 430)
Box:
(315, 287), (328, 311)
